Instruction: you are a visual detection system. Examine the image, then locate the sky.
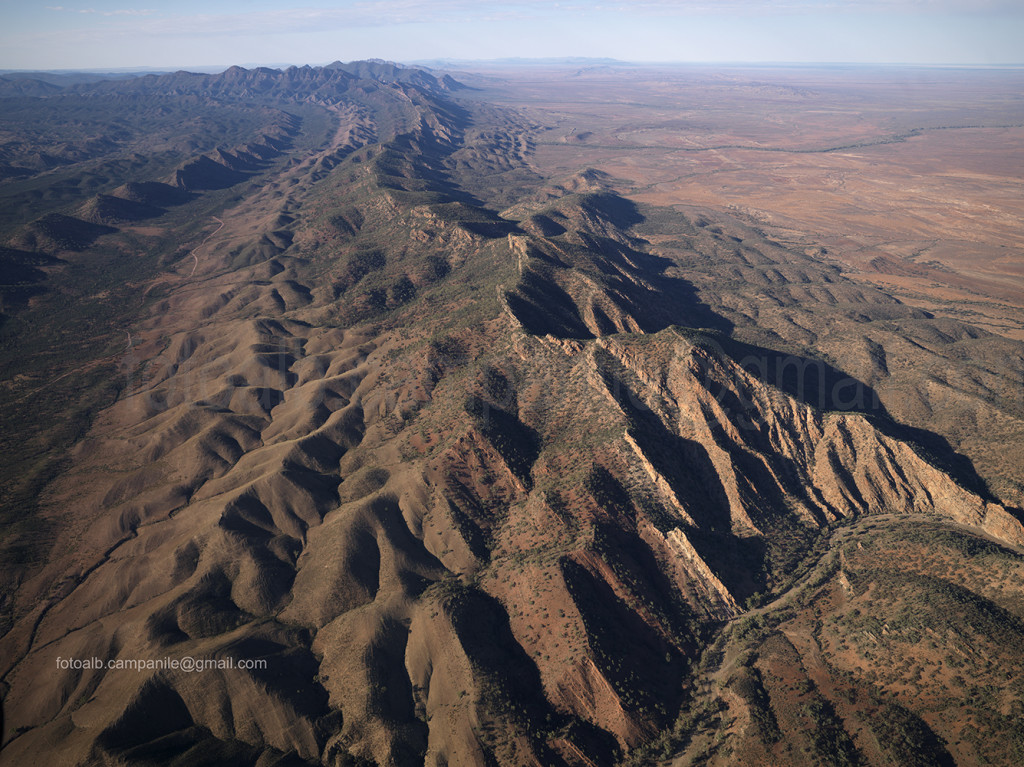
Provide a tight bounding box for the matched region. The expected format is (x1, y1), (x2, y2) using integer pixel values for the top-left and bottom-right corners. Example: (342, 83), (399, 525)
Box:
(1, 0), (1023, 71)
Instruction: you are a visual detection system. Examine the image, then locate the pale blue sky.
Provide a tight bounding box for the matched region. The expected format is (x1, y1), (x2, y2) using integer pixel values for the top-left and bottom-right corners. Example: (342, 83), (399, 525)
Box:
(1, 1), (1022, 71)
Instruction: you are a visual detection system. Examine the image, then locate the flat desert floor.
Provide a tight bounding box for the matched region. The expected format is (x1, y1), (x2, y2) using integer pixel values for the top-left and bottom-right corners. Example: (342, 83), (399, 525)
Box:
(464, 64), (1024, 339)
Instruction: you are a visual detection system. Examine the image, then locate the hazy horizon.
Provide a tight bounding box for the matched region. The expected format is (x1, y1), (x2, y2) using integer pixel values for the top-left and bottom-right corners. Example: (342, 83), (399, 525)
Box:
(6, 58), (1024, 77)
(1, 1), (1022, 71)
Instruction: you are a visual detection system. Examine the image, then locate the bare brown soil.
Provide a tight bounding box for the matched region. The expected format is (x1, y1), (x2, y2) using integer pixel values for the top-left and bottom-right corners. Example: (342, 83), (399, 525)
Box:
(2, 63), (1024, 767)
(467, 65), (1024, 339)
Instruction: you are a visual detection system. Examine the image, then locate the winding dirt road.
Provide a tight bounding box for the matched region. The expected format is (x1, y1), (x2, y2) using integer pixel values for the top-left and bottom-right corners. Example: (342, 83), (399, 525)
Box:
(189, 216), (224, 277)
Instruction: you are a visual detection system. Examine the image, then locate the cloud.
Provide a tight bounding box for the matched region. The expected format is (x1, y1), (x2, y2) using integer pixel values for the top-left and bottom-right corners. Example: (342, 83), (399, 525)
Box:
(53, 4), (510, 37)
(39, 0), (1024, 38)
(10, 0), (1022, 68)
(45, 5), (157, 16)
(32, 0), (1024, 44)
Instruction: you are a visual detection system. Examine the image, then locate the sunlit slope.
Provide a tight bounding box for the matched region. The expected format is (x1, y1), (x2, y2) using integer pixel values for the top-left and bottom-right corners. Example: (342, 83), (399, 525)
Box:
(1, 63), (1023, 767)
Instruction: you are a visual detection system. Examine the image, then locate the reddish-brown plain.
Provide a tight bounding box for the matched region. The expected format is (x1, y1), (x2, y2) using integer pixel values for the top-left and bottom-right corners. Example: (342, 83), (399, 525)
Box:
(464, 64), (1024, 339)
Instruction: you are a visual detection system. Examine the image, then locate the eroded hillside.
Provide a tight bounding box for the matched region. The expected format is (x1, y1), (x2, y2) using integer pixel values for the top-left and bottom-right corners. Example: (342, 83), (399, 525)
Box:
(2, 62), (1024, 767)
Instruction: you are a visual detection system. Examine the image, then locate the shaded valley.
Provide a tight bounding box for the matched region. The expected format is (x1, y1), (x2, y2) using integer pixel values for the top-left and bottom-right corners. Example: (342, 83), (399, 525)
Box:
(1, 61), (1024, 767)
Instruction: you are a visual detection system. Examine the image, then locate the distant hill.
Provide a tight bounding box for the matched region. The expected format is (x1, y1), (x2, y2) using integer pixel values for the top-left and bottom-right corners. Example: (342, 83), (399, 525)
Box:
(2, 59), (1024, 767)
(11, 213), (115, 252)
(68, 61), (461, 101)
(0, 77), (63, 97)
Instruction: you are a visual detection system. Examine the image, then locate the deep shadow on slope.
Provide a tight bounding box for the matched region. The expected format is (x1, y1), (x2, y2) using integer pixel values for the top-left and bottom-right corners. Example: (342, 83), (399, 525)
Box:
(711, 334), (1000, 504)
(506, 189), (998, 509)
(505, 193), (733, 339)
(507, 191), (1008, 599)
(442, 581), (623, 766)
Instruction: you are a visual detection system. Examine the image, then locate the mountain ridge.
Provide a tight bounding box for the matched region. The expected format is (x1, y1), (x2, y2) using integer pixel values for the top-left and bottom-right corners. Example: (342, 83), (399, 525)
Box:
(2, 60), (1024, 766)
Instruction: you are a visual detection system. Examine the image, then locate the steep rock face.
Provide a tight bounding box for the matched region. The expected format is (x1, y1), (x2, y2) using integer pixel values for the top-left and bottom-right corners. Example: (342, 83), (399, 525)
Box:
(4, 305), (1018, 766)
(596, 334), (1022, 545)
(2, 62), (1023, 767)
(633, 205), (1024, 508)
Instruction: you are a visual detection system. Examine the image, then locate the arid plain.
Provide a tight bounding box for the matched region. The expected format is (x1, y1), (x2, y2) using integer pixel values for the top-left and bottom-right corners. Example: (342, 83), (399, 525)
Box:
(2, 62), (1024, 767)
(468, 65), (1024, 337)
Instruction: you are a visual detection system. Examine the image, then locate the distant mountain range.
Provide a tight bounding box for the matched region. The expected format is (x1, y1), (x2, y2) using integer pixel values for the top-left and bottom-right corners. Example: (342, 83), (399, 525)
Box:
(2, 59), (1024, 767)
